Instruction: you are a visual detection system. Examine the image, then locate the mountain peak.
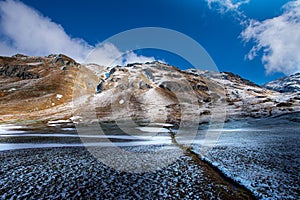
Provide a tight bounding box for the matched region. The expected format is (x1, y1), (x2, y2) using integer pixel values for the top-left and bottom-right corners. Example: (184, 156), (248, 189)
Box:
(263, 73), (300, 93)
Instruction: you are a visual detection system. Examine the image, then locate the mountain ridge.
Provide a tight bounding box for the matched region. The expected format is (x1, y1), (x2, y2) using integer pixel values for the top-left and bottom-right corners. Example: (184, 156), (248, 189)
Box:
(0, 54), (299, 127)
(263, 73), (300, 93)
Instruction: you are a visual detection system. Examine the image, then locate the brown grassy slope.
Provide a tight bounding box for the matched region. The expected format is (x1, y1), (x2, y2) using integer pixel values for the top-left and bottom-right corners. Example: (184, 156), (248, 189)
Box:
(0, 55), (82, 123)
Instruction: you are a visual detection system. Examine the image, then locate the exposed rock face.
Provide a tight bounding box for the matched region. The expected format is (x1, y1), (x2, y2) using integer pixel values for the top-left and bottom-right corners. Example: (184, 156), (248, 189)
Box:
(263, 73), (300, 93)
(0, 64), (38, 79)
(0, 55), (299, 126)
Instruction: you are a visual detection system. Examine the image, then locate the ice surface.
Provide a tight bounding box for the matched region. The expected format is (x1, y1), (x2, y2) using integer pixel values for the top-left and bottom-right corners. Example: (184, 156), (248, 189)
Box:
(0, 124), (24, 134)
(136, 127), (170, 133)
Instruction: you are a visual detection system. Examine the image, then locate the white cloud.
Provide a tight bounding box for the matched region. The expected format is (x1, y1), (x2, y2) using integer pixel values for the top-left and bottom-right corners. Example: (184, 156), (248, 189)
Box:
(207, 0), (249, 11)
(207, 0), (300, 75)
(241, 0), (300, 75)
(206, 0), (250, 21)
(85, 43), (156, 66)
(0, 0), (155, 65)
(85, 43), (123, 66)
(122, 51), (156, 65)
(0, 0), (92, 62)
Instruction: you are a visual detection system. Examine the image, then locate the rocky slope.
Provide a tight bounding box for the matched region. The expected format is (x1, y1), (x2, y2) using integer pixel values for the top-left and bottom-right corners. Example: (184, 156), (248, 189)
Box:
(0, 55), (299, 126)
(74, 62), (300, 125)
(186, 69), (300, 119)
(0, 54), (83, 125)
(263, 73), (300, 93)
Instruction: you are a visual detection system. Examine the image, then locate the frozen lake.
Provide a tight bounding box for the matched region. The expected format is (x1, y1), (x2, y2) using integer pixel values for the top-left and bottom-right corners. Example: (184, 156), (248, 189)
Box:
(0, 131), (172, 151)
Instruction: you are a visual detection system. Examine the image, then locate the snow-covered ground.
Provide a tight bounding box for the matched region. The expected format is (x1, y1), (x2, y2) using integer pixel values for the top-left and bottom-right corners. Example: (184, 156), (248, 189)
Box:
(194, 113), (300, 199)
(0, 113), (299, 198)
(0, 145), (250, 198)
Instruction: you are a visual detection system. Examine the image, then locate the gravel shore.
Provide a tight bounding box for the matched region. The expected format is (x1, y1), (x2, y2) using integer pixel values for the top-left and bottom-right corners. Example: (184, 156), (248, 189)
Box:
(0, 147), (253, 199)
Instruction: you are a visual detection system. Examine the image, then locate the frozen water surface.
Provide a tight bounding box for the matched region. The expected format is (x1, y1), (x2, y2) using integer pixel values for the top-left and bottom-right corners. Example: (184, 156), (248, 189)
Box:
(0, 125), (172, 151)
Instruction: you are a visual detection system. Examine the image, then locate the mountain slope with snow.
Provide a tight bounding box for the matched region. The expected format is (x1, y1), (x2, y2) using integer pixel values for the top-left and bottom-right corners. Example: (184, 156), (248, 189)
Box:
(263, 73), (300, 93)
(185, 69), (300, 119)
(0, 55), (299, 126)
(73, 62), (300, 125)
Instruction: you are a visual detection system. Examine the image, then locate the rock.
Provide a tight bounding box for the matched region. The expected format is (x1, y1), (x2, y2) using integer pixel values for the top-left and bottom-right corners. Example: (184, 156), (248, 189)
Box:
(138, 81), (152, 90)
(0, 64), (37, 79)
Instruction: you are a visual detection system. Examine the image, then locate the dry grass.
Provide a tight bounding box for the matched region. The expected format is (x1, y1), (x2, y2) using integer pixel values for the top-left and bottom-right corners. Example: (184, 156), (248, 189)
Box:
(0, 55), (80, 123)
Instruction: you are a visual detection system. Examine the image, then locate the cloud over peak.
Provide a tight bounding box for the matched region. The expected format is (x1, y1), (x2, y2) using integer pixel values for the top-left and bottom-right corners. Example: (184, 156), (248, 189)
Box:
(0, 0), (155, 65)
(0, 0), (92, 62)
(85, 43), (156, 66)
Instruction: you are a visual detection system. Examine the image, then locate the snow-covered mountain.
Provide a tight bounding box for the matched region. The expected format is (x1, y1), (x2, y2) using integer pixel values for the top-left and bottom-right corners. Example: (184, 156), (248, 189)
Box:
(185, 69), (299, 119)
(74, 62), (300, 125)
(263, 73), (300, 93)
(0, 55), (299, 126)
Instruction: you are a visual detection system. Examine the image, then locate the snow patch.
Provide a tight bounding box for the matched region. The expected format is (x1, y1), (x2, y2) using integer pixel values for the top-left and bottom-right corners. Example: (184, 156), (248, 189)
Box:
(137, 127), (170, 133)
(56, 94), (63, 99)
(119, 99), (125, 105)
(27, 62), (43, 66)
(0, 124), (24, 134)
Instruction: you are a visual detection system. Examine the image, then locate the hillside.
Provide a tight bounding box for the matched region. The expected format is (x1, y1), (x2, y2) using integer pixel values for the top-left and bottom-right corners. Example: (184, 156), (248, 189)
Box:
(263, 73), (300, 93)
(0, 55), (299, 126)
(0, 54), (83, 125)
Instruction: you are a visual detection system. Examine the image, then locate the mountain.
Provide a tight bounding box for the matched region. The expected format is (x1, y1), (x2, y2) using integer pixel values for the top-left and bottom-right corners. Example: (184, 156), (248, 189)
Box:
(0, 55), (299, 126)
(182, 69), (299, 119)
(75, 62), (300, 125)
(263, 73), (300, 93)
(0, 54), (84, 125)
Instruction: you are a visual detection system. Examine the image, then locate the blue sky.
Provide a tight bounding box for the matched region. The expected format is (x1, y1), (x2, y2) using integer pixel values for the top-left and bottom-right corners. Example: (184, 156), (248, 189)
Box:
(0, 0), (299, 84)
